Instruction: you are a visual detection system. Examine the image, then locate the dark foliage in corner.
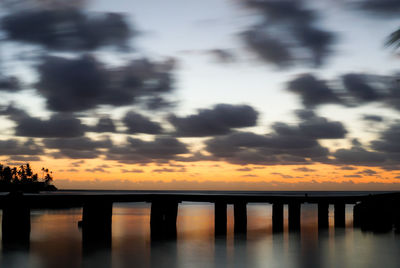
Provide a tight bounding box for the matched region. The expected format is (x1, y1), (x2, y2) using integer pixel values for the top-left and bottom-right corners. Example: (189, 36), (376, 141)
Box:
(0, 163), (57, 192)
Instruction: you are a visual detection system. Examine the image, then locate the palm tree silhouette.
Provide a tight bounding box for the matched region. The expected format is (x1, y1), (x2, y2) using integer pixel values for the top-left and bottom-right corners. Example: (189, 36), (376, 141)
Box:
(387, 28), (400, 49)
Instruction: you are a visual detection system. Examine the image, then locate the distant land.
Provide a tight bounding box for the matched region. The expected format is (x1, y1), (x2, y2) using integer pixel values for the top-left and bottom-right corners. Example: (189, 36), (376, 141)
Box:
(0, 163), (57, 193)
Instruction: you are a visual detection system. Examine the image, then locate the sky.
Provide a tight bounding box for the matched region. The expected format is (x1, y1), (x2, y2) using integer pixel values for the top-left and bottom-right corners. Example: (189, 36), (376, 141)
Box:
(0, 0), (400, 190)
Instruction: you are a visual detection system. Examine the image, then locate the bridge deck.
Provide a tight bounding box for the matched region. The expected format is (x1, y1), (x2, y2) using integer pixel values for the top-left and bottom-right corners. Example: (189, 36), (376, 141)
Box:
(0, 191), (397, 209)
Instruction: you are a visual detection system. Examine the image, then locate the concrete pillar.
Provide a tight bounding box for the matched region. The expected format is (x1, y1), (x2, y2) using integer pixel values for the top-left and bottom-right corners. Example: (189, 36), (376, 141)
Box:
(357, 201), (393, 232)
(234, 202), (247, 234)
(288, 202), (301, 231)
(82, 200), (113, 250)
(318, 203), (329, 229)
(353, 203), (363, 228)
(334, 203), (346, 228)
(2, 192), (30, 250)
(150, 201), (178, 240)
(214, 202), (227, 236)
(272, 203), (284, 233)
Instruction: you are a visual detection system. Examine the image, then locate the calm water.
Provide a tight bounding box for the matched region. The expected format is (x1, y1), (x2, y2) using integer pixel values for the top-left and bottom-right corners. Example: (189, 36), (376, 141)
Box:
(1, 192), (400, 268)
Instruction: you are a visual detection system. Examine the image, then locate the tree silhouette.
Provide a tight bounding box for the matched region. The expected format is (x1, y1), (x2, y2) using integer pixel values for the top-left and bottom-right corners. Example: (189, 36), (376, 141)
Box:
(386, 28), (400, 49)
(0, 163), (56, 192)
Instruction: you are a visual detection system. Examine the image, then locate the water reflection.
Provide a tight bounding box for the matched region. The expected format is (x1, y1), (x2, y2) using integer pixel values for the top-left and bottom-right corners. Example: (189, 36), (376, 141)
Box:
(0, 203), (400, 268)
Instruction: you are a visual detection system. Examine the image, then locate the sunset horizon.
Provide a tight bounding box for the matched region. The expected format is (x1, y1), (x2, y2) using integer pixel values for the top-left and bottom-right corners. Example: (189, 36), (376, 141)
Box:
(0, 0), (399, 191)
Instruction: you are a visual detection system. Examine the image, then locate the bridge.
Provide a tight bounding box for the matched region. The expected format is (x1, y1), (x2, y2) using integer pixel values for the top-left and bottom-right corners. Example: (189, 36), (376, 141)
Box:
(1, 191), (399, 250)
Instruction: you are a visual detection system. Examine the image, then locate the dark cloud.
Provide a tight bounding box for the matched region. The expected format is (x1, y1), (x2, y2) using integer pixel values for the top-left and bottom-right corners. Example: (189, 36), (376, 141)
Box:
(240, 0), (335, 68)
(236, 167), (252, 172)
(36, 55), (176, 112)
(362, 115), (383, 122)
(70, 160), (85, 167)
(0, 139), (43, 156)
(1, 105), (86, 138)
(44, 136), (112, 159)
(143, 96), (176, 110)
(121, 168), (144, 173)
(122, 111), (163, 134)
(85, 167), (109, 173)
(333, 146), (386, 165)
(205, 130), (329, 166)
(242, 29), (292, 68)
(344, 174), (362, 178)
(15, 113), (86, 138)
(371, 124), (400, 165)
(1, 0), (87, 10)
(106, 136), (188, 164)
(275, 110), (347, 140)
(0, 76), (21, 92)
(208, 49), (237, 63)
(358, 0), (400, 16)
(356, 168), (378, 176)
(293, 167), (316, 172)
(7, 155), (41, 162)
(287, 74), (341, 107)
(1, 9), (132, 51)
(287, 72), (400, 110)
(152, 167), (186, 173)
(342, 73), (384, 102)
(204, 108), (348, 166)
(297, 113), (347, 139)
(271, 172), (294, 179)
(169, 104), (258, 137)
(89, 117), (116, 133)
(338, 166), (357, 170)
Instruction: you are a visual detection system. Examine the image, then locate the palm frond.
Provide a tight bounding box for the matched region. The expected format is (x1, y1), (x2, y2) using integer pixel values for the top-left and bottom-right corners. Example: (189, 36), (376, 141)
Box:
(386, 29), (400, 48)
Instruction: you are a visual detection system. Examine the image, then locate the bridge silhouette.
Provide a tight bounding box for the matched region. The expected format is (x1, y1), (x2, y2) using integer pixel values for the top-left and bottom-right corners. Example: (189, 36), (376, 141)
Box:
(1, 191), (400, 250)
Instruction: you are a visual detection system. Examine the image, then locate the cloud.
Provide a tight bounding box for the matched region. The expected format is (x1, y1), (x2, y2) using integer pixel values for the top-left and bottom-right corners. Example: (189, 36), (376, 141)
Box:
(7, 155), (41, 162)
(356, 168), (378, 176)
(35, 55), (176, 112)
(287, 72), (400, 110)
(152, 167), (186, 173)
(342, 73), (384, 102)
(70, 160), (85, 167)
(240, 0), (335, 68)
(208, 49), (237, 63)
(169, 104), (258, 137)
(0, 139), (43, 156)
(236, 167), (252, 172)
(271, 172), (294, 179)
(370, 123), (400, 167)
(1, 105), (87, 138)
(357, 0), (400, 16)
(121, 168), (144, 173)
(242, 29), (293, 68)
(333, 146), (386, 166)
(343, 174), (362, 178)
(338, 166), (357, 170)
(293, 167), (316, 172)
(205, 129), (329, 166)
(296, 110), (347, 139)
(122, 111), (163, 134)
(106, 136), (188, 164)
(1, 8), (132, 51)
(85, 167), (110, 173)
(0, 76), (21, 92)
(287, 74), (341, 107)
(44, 136), (112, 159)
(89, 117), (116, 133)
(362, 115), (383, 122)
(204, 108), (348, 166)
(14, 113), (86, 138)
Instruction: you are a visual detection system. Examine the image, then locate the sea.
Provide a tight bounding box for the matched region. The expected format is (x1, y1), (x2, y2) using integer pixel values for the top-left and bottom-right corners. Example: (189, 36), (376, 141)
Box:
(1, 190), (400, 268)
